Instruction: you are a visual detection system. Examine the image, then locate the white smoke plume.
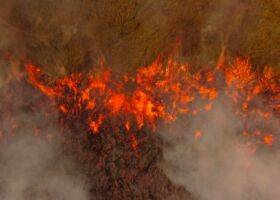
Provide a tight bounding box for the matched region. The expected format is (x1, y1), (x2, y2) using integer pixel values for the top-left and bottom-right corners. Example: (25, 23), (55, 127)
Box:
(160, 94), (280, 200)
(0, 80), (90, 200)
(0, 135), (90, 200)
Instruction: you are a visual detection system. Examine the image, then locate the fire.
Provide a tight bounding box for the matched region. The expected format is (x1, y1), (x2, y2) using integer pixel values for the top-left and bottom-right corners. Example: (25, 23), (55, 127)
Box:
(263, 134), (275, 146)
(194, 130), (203, 140)
(24, 56), (279, 151)
(89, 114), (105, 134)
(107, 93), (126, 114)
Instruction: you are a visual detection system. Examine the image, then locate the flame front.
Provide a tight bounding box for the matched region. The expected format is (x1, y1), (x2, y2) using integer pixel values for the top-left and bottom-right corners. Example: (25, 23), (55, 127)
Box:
(25, 56), (279, 150)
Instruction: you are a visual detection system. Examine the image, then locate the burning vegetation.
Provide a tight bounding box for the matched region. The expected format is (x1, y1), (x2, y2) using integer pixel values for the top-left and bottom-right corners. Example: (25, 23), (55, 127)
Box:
(25, 56), (279, 150)
(1, 52), (278, 199)
(0, 0), (279, 200)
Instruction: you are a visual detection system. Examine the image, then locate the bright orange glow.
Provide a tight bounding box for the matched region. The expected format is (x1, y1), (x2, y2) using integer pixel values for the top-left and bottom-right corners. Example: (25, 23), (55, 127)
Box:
(194, 131), (203, 140)
(107, 93), (126, 114)
(25, 56), (279, 150)
(263, 134), (275, 146)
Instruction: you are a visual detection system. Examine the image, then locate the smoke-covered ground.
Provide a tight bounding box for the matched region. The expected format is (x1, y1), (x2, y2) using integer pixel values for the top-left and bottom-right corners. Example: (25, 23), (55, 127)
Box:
(0, 80), (90, 200)
(0, 136), (90, 200)
(161, 94), (280, 200)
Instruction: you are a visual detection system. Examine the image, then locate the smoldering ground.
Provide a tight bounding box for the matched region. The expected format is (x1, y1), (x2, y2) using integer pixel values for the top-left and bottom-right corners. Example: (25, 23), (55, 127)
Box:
(160, 94), (280, 200)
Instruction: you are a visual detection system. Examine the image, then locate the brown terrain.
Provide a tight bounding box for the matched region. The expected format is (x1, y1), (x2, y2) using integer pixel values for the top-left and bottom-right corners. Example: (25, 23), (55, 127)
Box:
(0, 1), (279, 200)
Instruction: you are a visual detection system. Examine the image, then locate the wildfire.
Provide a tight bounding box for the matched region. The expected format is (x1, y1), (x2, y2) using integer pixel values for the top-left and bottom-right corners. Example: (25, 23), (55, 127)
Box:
(263, 134), (275, 146)
(24, 56), (279, 150)
(194, 131), (203, 140)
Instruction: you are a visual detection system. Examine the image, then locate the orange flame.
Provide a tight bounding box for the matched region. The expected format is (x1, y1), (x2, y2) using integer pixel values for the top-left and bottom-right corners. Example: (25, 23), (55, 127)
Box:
(25, 56), (279, 150)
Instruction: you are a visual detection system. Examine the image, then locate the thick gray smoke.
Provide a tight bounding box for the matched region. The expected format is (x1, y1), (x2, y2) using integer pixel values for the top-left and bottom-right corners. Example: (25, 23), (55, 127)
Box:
(160, 95), (280, 200)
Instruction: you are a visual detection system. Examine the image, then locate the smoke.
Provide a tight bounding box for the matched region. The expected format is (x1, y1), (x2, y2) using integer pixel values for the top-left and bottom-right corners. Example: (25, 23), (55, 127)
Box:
(160, 94), (280, 200)
(0, 0), (278, 199)
(0, 136), (90, 200)
(159, 5), (280, 198)
(0, 81), (90, 200)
